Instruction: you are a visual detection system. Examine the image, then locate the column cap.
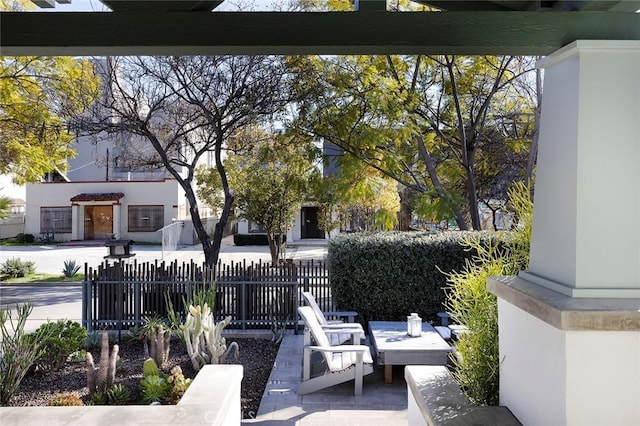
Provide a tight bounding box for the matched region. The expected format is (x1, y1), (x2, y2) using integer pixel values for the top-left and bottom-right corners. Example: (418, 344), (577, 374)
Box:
(488, 275), (640, 331)
(536, 40), (640, 69)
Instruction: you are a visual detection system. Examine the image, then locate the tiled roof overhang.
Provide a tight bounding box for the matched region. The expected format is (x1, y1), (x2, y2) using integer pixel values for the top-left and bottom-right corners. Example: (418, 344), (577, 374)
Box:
(70, 192), (125, 202)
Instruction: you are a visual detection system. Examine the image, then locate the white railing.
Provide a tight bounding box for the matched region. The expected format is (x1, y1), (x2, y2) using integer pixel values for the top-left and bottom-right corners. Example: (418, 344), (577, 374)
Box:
(157, 221), (184, 259)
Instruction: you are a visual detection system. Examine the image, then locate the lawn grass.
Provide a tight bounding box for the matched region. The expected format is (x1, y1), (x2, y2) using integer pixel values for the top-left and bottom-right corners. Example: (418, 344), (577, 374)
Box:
(0, 272), (84, 284)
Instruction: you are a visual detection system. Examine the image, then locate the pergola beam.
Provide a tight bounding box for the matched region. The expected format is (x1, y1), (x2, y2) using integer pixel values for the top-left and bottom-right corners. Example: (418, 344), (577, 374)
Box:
(1, 11), (639, 56)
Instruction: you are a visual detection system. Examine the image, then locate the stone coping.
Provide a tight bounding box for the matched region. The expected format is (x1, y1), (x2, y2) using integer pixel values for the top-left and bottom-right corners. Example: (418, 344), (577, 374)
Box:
(405, 365), (521, 426)
(0, 364), (243, 426)
(487, 275), (640, 331)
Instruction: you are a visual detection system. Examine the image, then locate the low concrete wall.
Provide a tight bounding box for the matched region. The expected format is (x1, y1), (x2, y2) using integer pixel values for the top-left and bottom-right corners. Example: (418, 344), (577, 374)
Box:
(405, 365), (520, 426)
(0, 364), (243, 426)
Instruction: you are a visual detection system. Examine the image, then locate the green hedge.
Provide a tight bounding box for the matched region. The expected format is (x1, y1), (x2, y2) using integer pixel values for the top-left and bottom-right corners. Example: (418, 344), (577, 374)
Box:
(233, 233), (287, 246)
(328, 231), (494, 324)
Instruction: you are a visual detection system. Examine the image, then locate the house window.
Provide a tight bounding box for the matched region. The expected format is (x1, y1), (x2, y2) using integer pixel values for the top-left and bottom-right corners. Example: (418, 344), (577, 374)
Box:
(128, 205), (164, 232)
(40, 207), (72, 233)
(248, 221), (266, 233)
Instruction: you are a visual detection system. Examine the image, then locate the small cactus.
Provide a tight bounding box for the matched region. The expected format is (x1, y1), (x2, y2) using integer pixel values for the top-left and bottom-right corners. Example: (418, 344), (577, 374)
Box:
(86, 331), (119, 395)
(142, 358), (160, 377)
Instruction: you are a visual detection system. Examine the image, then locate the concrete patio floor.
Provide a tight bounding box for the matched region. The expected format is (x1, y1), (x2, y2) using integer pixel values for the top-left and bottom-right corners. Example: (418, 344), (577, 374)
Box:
(244, 333), (408, 425)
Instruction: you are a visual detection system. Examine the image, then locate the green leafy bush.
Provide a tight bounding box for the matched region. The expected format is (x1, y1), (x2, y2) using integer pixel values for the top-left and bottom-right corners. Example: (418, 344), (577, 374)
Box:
(233, 233), (286, 246)
(29, 320), (88, 372)
(0, 257), (36, 278)
(14, 233), (35, 244)
(328, 231), (494, 323)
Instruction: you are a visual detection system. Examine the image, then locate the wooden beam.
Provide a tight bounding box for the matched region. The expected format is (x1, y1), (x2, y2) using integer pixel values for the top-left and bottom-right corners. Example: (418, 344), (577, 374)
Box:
(1, 11), (639, 56)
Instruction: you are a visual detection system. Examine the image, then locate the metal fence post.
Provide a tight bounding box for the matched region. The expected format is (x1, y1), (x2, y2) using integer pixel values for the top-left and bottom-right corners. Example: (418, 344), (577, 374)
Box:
(134, 281), (141, 327)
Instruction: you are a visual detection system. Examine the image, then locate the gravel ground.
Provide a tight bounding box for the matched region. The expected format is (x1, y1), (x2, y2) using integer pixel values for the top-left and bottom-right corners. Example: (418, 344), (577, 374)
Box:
(7, 337), (279, 419)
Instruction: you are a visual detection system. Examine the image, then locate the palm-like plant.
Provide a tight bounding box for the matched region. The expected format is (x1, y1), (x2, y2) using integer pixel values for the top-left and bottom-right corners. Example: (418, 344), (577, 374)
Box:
(0, 193), (11, 220)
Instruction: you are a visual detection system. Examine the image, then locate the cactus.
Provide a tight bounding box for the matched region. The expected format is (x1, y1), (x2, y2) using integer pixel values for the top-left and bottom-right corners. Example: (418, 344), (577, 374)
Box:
(86, 331), (119, 395)
(181, 304), (239, 372)
(144, 324), (171, 368)
(142, 358), (160, 377)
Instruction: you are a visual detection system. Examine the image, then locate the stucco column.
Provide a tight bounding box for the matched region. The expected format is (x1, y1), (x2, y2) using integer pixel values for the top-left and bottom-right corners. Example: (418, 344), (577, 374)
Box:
(71, 203), (79, 240)
(112, 203), (121, 239)
(488, 40), (640, 426)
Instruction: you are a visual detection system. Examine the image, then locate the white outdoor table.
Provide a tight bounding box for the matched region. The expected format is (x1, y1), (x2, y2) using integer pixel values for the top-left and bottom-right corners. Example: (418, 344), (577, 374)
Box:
(368, 320), (453, 384)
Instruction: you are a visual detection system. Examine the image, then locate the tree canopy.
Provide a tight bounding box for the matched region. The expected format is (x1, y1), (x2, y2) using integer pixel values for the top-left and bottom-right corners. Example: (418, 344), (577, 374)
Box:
(0, 55), (100, 183)
(290, 53), (537, 230)
(198, 128), (319, 263)
(77, 56), (290, 266)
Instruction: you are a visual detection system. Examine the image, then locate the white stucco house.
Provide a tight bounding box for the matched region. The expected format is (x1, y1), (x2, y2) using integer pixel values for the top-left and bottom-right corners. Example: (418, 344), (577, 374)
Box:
(23, 126), (213, 244)
(25, 178), (191, 243)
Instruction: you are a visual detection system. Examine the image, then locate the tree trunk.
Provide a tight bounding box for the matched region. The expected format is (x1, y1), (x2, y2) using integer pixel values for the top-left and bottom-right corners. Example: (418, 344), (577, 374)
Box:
(416, 135), (467, 230)
(464, 149), (482, 231)
(207, 135), (235, 267)
(266, 232), (279, 265)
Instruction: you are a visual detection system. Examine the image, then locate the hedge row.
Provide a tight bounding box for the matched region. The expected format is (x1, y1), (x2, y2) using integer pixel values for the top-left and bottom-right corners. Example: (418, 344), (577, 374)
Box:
(327, 231), (495, 324)
(233, 233), (287, 246)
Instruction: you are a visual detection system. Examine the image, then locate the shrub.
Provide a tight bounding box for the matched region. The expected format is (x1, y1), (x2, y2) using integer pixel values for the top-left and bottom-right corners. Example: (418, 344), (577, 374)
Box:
(444, 182), (533, 406)
(62, 260), (81, 278)
(327, 231), (494, 323)
(0, 303), (50, 405)
(0, 257), (35, 278)
(14, 233), (35, 244)
(233, 233), (286, 246)
(49, 392), (84, 406)
(28, 320), (88, 372)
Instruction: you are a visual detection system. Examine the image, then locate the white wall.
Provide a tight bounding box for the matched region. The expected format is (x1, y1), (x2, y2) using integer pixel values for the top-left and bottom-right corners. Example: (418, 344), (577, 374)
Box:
(499, 299), (640, 426)
(25, 179), (182, 242)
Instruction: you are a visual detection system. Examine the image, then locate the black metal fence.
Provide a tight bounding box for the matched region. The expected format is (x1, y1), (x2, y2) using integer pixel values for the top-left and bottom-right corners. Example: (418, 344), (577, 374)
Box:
(82, 259), (331, 332)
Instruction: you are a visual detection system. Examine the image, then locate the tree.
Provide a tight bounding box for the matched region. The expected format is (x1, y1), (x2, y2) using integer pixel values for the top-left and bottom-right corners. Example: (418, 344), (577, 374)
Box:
(77, 56), (290, 266)
(311, 158), (401, 233)
(198, 128), (319, 263)
(0, 191), (10, 220)
(1, 0), (100, 184)
(290, 53), (536, 231)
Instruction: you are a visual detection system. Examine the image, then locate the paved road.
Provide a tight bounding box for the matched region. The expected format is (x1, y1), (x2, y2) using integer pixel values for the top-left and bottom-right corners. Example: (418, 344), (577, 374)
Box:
(0, 285), (83, 333)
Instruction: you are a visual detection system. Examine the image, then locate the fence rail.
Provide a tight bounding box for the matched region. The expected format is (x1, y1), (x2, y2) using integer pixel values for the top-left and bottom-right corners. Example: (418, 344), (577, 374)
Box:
(82, 259), (331, 332)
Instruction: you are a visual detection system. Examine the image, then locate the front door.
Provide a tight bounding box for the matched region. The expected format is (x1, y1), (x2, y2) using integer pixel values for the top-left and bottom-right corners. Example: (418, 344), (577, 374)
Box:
(301, 207), (324, 239)
(84, 205), (113, 240)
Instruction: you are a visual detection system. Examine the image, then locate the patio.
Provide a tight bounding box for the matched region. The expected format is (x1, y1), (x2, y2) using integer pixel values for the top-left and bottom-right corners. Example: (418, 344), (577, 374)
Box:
(244, 332), (408, 425)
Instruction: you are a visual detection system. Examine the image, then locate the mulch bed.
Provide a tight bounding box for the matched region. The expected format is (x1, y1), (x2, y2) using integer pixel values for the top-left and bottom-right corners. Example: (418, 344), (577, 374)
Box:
(7, 337), (279, 419)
